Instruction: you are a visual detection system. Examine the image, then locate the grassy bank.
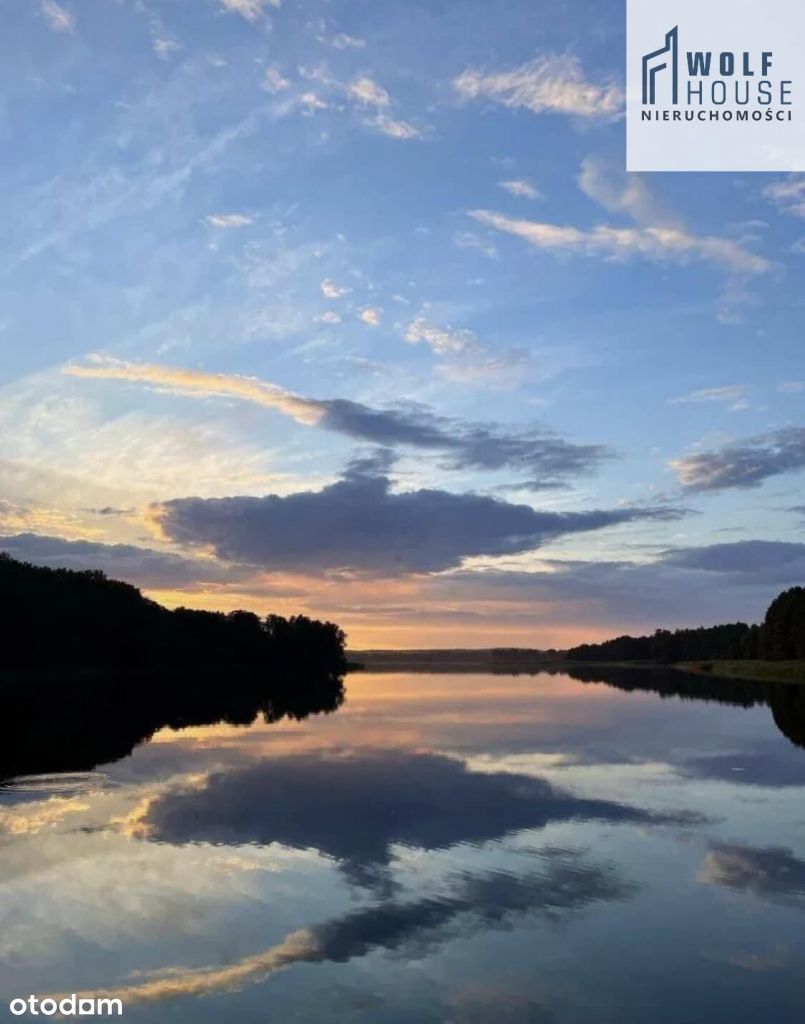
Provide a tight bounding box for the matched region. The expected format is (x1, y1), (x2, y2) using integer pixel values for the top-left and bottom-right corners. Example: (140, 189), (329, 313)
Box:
(677, 660), (805, 685)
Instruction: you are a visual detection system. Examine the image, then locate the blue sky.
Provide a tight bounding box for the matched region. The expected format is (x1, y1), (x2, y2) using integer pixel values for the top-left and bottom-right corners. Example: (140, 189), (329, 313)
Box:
(1, 0), (804, 646)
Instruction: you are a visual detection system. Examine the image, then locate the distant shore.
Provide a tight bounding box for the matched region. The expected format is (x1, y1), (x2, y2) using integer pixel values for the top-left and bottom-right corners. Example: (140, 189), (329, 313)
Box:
(348, 650), (805, 685)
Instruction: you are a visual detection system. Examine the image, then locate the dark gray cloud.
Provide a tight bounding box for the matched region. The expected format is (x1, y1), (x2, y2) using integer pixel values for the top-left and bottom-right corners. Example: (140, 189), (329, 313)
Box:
(0, 532), (246, 589)
(319, 399), (609, 486)
(702, 843), (805, 902)
(153, 463), (683, 575)
(145, 748), (679, 889)
(663, 540), (805, 577)
(681, 748), (805, 788)
(673, 426), (805, 492)
(92, 852), (634, 1005)
(305, 852), (634, 962)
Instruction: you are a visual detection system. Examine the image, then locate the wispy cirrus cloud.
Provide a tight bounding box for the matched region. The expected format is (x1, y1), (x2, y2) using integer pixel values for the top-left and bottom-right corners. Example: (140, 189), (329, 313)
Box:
(469, 210), (771, 277)
(671, 426), (805, 492)
(41, 0), (74, 33)
(405, 317), (476, 355)
(218, 0), (280, 21)
(330, 33), (366, 50)
(320, 278), (351, 299)
(64, 357), (609, 487)
(499, 179), (541, 200)
(454, 54), (622, 119)
(345, 76), (422, 139)
(762, 175), (805, 218)
(205, 213), (253, 228)
(347, 77), (391, 108)
(667, 386), (750, 411)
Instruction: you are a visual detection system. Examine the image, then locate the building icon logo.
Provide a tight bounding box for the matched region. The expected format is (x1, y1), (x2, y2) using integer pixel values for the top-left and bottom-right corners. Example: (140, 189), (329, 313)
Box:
(642, 26), (679, 105)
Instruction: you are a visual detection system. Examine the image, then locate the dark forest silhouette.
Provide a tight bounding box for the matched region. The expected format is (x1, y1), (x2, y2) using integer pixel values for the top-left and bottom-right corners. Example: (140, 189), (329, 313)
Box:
(0, 552), (349, 784)
(0, 552), (347, 676)
(558, 662), (805, 752)
(0, 669), (345, 784)
(566, 587), (805, 664)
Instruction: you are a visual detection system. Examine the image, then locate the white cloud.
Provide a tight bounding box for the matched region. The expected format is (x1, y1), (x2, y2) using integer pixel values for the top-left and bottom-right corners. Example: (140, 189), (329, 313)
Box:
(469, 209), (771, 277)
(499, 179), (541, 200)
(366, 115), (421, 140)
(153, 37), (181, 58)
(64, 357), (324, 426)
(299, 92), (328, 113)
(359, 307), (382, 326)
(778, 380), (804, 393)
(315, 311), (342, 324)
(454, 54), (622, 119)
(331, 33), (366, 50)
(762, 175), (805, 218)
(205, 213), (252, 228)
(667, 386), (750, 411)
(320, 279), (351, 299)
(347, 77), (391, 108)
(263, 66), (290, 94)
(578, 158), (671, 225)
(218, 0), (280, 21)
(41, 0), (74, 33)
(405, 318), (476, 355)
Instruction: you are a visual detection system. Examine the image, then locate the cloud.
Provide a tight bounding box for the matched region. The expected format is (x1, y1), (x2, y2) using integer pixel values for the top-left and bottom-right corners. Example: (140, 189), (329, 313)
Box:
(144, 748), (679, 886)
(299, 92), (328, 113)
(762, 175), (805, 218)
(404, 318), (530, 389)
(44, 852), (633, 1006)
(262, 66), (290, 93)
(410, 539), (805, 636)
(405, 317), (476, 355)
(499, 179), (541, 200)
(454, 54), (622, 119)
(347, 77), (390, 108)
(671, 427), (805, 491)
(65, 356), (325, 425)
(701, 843), (805, 901)
(662, 540), (805, 577)
(218, 0), (280, 21)
(64, 356), (610, 487)
(358, 306), (382, 326)
(330, 33), (365, 50)
(340, 76), (421, 139)
(0, 533), (244, 589)
(205, 213), (252, 228)
(578, 158), (675, 226)
(778, 380), (804, 393)
(151, 461), (682, 576)
(667, 385), (750, 411)
(315, 311), (342, 324)
(320, 278), (351, 298)
(366, 115), (421, 140)
(41, 1), (74, 32)
(469, 210), (770, 277)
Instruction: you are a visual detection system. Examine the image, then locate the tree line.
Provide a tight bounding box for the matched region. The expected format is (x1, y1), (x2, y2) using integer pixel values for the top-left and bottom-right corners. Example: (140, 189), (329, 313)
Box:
(0, 552), (347, 676)
(566, 586), (805, 664)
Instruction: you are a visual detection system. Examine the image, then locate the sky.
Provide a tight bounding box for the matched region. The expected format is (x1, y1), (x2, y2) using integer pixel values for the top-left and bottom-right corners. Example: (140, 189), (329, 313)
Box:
(0, 0), (804, 648)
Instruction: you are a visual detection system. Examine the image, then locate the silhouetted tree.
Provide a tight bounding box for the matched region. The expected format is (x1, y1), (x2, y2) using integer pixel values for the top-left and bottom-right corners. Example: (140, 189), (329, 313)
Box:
(759, 587), (805, 660)
(0, 552), (347, 676)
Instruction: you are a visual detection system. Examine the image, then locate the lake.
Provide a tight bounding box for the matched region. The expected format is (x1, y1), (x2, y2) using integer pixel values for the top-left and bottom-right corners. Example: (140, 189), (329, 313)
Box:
(1, 666), (805, 1023)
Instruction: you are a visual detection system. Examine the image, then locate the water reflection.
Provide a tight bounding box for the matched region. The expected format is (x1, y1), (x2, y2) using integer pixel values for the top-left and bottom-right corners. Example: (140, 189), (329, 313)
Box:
(142, 748), (692, 891)
(0, 669), (345, 784)
(1, 666), (805, 1023)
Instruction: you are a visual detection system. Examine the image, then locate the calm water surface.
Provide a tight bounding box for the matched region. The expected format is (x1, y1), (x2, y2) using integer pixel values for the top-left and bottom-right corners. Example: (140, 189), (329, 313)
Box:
(2, 668), (805, 1023)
